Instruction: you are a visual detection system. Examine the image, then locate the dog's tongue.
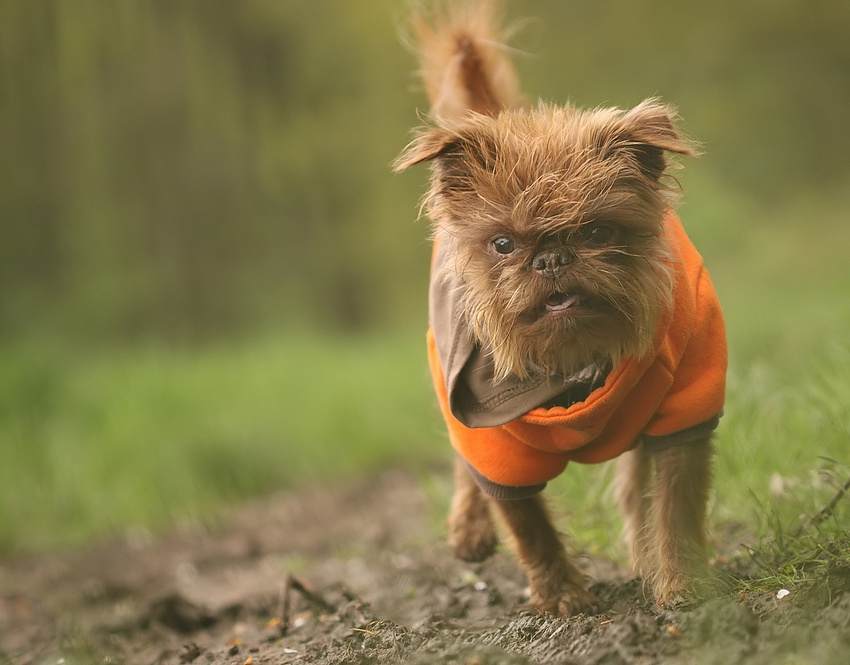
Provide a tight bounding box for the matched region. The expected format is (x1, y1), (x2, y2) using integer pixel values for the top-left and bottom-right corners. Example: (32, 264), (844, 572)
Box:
(546, 293), (581, 312)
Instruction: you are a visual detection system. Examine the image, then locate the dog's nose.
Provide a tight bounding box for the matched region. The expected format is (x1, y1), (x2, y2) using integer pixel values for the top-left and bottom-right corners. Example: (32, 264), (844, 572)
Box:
(531, 249), (572, 278)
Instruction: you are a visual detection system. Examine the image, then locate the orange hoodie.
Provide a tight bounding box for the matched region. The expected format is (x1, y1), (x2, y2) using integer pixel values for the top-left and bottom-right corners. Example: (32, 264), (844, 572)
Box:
(427, 213), (726, 498)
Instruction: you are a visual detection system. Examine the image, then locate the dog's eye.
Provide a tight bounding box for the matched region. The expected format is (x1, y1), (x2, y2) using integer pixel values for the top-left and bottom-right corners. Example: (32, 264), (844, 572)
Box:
(491, 236), (516, 255)
(587, 224), (617, 245)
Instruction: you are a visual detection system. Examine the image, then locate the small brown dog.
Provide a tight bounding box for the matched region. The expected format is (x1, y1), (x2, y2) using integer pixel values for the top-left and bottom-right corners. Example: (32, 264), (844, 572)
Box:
(395, 2), (727, 615)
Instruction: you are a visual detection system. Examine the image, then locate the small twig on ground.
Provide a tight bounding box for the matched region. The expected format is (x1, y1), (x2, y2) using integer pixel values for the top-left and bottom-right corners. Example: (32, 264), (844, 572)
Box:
(278, 574), (336, 635)
(794, 473), (850, 537)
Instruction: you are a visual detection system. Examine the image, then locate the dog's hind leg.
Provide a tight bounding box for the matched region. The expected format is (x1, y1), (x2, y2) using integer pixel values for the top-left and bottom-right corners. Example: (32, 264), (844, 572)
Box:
(615, 442), (654, 578)
(649, 436), (714, 607)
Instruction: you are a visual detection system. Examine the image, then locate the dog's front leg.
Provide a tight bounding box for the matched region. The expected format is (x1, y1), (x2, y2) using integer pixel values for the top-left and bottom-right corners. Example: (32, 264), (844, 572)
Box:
(492, 495), (596, 616)
(649, 435), (714, 607)
(448, 454), (498, 562)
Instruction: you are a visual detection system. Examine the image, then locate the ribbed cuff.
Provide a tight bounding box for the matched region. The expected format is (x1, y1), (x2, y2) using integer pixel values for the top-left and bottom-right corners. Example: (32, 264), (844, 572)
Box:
(465, 461), (547, 500)
(642, 412), (722, 455)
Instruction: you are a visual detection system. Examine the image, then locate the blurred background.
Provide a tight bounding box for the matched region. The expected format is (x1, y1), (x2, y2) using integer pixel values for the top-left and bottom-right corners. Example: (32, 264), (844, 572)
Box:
(2, 0), (849, 553)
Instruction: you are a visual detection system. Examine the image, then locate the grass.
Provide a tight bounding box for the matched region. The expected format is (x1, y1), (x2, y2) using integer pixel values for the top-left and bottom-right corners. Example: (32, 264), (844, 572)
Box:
(0, 332), (443, 552)
(741, 511), (850, 598)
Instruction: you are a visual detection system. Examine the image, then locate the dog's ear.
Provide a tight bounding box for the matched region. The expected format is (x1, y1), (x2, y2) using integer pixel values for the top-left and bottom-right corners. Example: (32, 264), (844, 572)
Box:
(393, 128), (460, 171)
(395, 123), (498, 182)
(617, 99), (697, 180)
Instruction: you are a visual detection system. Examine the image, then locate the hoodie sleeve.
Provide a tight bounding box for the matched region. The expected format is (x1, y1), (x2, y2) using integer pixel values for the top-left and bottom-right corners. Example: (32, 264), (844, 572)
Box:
(643, 257), (727, 439)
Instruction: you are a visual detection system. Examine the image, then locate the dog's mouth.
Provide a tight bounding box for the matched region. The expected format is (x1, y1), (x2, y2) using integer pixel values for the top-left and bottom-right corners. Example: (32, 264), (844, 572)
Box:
(544, 292), (582, 313)
(523, 290), (599, 323)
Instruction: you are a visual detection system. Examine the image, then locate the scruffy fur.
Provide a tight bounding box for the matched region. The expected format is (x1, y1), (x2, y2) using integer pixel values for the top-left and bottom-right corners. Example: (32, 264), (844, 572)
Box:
(396, 1), (714, 613)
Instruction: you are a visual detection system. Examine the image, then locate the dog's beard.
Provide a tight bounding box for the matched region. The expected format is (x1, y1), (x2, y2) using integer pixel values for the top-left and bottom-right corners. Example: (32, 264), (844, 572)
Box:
(446, 233), (674, 383)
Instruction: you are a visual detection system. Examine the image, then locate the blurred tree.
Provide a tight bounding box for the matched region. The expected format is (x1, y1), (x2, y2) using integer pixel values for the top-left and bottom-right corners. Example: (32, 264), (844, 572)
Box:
(0, 0), (847, 345)
(0, 0), (428, 342)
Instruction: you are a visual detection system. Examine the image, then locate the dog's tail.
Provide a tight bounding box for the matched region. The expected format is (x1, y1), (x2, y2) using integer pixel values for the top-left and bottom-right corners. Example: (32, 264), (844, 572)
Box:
(408, 1), (524, 120)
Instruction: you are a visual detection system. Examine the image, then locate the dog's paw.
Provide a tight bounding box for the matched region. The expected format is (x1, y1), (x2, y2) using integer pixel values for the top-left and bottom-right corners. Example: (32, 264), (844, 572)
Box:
(654, 590), (687, 611)
(527, 566), (598, 617)
(651, 570), (691, 610)
(530, 583), (597, 617)
(448, 516), (498, 562)
(652, 569), (724, 610)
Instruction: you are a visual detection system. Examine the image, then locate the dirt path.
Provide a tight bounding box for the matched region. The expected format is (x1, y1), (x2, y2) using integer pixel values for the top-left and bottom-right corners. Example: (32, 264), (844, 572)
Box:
(2, 468), (849, 664)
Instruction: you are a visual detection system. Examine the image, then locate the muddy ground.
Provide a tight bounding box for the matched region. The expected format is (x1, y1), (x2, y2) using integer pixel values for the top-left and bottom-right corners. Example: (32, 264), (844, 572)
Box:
(2, 467), (849, 665)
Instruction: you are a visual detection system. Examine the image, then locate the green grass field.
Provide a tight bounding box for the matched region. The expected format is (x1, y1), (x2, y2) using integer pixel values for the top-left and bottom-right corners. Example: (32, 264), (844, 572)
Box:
(1, 193), (849, 598)
(0, 333), (441, 551)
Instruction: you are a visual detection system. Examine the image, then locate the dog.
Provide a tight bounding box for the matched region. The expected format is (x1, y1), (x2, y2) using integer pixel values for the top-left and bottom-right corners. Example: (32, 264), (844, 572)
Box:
(394, 1), (727, 615)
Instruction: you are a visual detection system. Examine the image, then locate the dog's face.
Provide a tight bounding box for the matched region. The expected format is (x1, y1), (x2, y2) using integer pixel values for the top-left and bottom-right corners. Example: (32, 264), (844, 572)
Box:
(397, 100), (695, 381)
